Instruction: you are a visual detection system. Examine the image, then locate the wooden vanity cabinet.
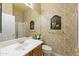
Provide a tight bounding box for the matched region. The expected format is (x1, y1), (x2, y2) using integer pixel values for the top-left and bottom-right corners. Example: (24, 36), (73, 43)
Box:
(25, 44), (43, 56)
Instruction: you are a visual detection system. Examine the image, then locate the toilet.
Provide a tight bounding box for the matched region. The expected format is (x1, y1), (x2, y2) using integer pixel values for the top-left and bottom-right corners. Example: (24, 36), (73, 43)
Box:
(42, 45), (52, 56)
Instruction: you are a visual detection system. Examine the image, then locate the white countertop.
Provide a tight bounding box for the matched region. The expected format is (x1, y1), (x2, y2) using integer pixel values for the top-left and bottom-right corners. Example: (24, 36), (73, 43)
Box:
(0, 38), (43, 56)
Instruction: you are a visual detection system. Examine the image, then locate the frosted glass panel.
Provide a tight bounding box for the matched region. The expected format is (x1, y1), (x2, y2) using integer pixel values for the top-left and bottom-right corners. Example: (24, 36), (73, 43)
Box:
(0, 13), (15, 42)
(16, 23), (27, 38)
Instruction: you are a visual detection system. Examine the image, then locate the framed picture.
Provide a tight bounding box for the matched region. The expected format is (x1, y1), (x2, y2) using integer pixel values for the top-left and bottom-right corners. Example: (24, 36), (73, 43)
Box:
(30, 20), (34, 30)
(50, 15), (61, 30)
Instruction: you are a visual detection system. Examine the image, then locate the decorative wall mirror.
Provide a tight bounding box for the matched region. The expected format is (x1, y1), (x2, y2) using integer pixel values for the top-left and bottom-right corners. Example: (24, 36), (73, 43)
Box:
(50, 15), (61, 30)
(30, 20), (34, 30)
(0, 3), (2, 33)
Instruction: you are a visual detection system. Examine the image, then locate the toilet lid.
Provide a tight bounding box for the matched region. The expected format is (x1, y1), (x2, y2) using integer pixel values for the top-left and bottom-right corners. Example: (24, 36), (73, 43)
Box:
(42, 45), (52, 50)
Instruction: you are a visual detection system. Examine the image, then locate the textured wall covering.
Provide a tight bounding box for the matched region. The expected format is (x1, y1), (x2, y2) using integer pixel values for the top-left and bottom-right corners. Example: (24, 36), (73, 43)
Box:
(64, 4), (77, 55)
(24, 3), (77, 55)
(40, 4), (66, 55)
(24, 8), (41, 37)
(2, 3), (13, 15)
(41, 3), (77, 55)
(33, 3), (41, 14)
(13, 8), (24, 23)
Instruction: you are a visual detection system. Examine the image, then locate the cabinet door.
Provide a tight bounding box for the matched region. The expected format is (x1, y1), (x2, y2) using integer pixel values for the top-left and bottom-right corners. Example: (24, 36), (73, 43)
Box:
(32, 48), (43, 56)
(25, 51), (33, 56)
(32, 45), (43, 56)
(25, 44), (43, 56)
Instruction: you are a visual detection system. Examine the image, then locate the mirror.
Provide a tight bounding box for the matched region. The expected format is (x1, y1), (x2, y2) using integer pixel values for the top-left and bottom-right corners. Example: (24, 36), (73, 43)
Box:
(0, 3), (40, 42)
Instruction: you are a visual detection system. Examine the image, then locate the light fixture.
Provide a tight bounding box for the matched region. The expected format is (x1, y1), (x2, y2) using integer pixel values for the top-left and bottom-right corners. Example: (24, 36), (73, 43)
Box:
(25, 3), (33, 9)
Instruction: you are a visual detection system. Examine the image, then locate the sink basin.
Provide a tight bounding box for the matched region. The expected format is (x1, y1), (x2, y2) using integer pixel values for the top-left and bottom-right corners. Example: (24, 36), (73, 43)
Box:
(16, 42), (30, 50)
(1, 38), (43, 56)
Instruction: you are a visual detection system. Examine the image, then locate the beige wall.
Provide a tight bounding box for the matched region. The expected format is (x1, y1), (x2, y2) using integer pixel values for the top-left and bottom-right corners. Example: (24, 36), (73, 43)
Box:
(13, 7), (25, 38)
(13, 8), (24, 23)
(64, 4), (77, 55)
(24, 3), (77, 55)
(33, 3), (41, 14)
(41, 3), (77, 55)
(41, 3), (66, 55)
(24, 8), (41, 36)
(2, 3), (13, 15)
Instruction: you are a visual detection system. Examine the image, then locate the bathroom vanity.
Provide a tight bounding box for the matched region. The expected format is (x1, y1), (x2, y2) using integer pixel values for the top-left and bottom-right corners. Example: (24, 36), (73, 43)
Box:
(26, 44), (43, 56)
(0, 37), (43, 56)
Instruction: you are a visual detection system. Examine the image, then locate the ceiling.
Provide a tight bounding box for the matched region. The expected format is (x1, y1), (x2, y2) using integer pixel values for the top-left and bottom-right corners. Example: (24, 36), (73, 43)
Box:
(13, 3), (41, 14)
(13, 3), (29, 11)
